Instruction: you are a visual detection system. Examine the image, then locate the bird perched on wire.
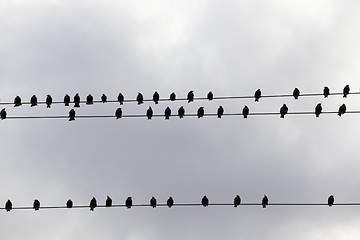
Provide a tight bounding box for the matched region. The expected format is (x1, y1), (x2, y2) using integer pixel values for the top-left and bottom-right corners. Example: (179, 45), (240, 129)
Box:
(315, 103), (322, 117)
(178, 106), (185, 118)
(5, 199), (12, 212)
(242, 106), (249, 119)
(153, 91), (160, 104)
(165, 107), (171, 120)
(150, 197), (157, 208)
(187, 90), (194, 103)
(254, 89), (261, 102)
(262, 195), (268, 208)
(46, 94), (52, 108)
(197, 107), (204, 118)
(136, 93), (144, 105)
(69, 109), (75, 121)
(30, 95), (37, 107)
(207, 91), (213, 101)
(338, 104), (346, 116)
(280, 104), (288, 118)
(74, 93), (80, 107)
(86, 94), (94, 105)
(328, 195), (334, 206)
(343, 85), (350, 98)
(293, 88), (300, 99)
(147, 107), (153, 120)
(106, 196), (112, 207)
(217, 106), (224, 118)
(118, 93), (124, 105)
(1, 108), (6, 120)
(323, 86), (330, 98)
(33, 199), (40, 211)
(170, 92), (176, 101)
(89, 197), (97, 211)
(115, 108), (122, 119)
(167, 197), (174, 208)
(14, 96), (22, 107)
(101, 94), (107, 103)
(64, 94), (70, 106)
(66, 199), (73, 208)
(202, 196), (209, 207)
(126, 197), (132, 209)
(234, 195), (241, 207)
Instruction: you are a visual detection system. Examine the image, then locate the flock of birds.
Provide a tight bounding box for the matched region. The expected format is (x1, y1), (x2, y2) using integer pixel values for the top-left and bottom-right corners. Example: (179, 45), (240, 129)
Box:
(0, 85), (353, 120)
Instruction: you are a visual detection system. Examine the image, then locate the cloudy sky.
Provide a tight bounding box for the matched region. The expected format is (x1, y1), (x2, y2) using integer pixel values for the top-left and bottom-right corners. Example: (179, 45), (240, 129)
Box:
(1, 0), (360, 239)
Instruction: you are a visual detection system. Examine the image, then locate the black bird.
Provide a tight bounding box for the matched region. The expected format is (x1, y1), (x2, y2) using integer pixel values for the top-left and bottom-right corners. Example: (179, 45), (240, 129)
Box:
(67, 199), (73, 208)
(187, 90), (194, 103)
(33, 199), (40, 211)
(165, 107), (171, 120)
(136, 92), (143, 105)
(323, 86), (330, 98)
(262, 195), (268, 208)
(343, 85), (350, 98)
(254, 89), (261, 102)
(86, 94), (93, 105)
(280, 104), (288, 118)
(1, 108), (7, 120)
(69, 109), (75, 121)
(170, 92), (176, 101)
(89, 197), (97, 211)
(74, 93), (80, 107)
(178, 106), (185, 118)
(207, 91), (213, 101)
(234, 195), (241, 207)
(5, 199), (12, 212)
(328, 195), (334, 207)
(242, 106), (249, 118)
(147, 106), (153, 120)
(150, 197), (157, 208)
(315, 103), (322, 117)
(167, 197), (174, 208)
(126, 197), (132, 209)
(14, 96), (22, 107)
(115, 108), (122, 119)
(197, 107), (204, 118)
(30, 95), (37, 107)
(293, 88), (300, 99)
(46, 94), (52, 108)
(64, 94), (70, 106)
(217, 106), (224, 118)
(118, 93), (124, 105)
(106, 196), (112, 207)
(338, 104), (346, 116)
(201, 196), (209, 207)
(101, 94), (107, 103)
(153, 91), (160, 104)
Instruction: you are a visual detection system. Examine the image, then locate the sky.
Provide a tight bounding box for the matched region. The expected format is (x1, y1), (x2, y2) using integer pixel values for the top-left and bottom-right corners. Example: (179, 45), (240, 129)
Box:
(0, 0), (360, 239)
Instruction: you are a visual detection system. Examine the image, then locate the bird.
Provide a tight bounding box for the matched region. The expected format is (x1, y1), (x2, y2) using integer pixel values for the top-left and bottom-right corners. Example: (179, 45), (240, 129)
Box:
(328, 195), (334, 206)
(150, 197), (157, 208)
(262, 195), (268, 208)
(280, 104), (288, 118)
(33, 199), (40, 211)
(343, 85), (350, 98)
(147, 107), (153, 120)
(165, 107), (171, 120)
(30, 95), (37, 107)
(74, 93), (80, 107)
(323, 86), (330, 98)
(234, 195), (241, 207)
(254, 89), (261, 102)
(118, 93), (124, 105)
(187, 90), (194, 103)
(115, 108), (122, 119)
(101, 94), (107, 103)
(167, 197), (174, 208)
(170, 92), (176, 101)
(5, 199), (12, 212)
(66, 199), (73, 208)
(136, 92), (143, 105)
(69, 109), (75, 121)
(1, 108), (7, 120)
(242, 106), (249, 118)
(217, 106), (224, 118)
(338, 104), (346, 116)
(46, 94), (52, 108)
(201, 196), (209, 207)
(125, 197), (132, 209)
(178, 106), (185, 118)
(14, 96), (22, 107)
(153, 91), (160, 104)
(64, 94), (70, 106)
(315, 103), (322, 117)
(89, 197), (97, 211)
(197, 107), (204, 118)
(293, 88), (300, 99)
(207, 91), (213, 101)
(86, 94), (93, 105)
(106, 196), (112, 207)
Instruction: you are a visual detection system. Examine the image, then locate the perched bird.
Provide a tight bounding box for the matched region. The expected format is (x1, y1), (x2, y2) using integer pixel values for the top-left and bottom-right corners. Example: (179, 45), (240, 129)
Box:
(328, 195), (334, 207)
(136, 92), (143, 105)
(106, 196), (112, 207)
(293, 88), (300, 99)
(101, 94), (107, 103)
(14, 96), (22, 107)
(197, 107), (204, 118)
(343, 85), (350, 98)
(323, 86), (330, 98)
(187, 90), (194, 103)
(1, 108), (7, 120)
(165, 107), (171, 120)
(74, 93), (80, 108)
(115, 108), (122, 119)
(207, 91), (213, 101)
(170, 92), (176, 101)
(262, 195), (268, 208)
(338, 104), (346, 116)
(30, 95), (37, 107)
(5, 199), (12, 212)
(280, 104), (288, 118)
(89, 197), (97, 211)
(150, 197), (157, 208)
(201, 196), (209, 207)
(167, 197), (174, 208)
(69, 109), (75, 121)
(217, 106), (224, 118)
(178, 106), (185, 118)
(46, 94), (52, 108)
(153, 91), (160, 104)
(315, 103), (322, 117)
(147, 107), (153, 120)
(254, 89), (261, 102)
(64, 94), (70, 106)
(33, 199), (40, 211)
(234, 195), (241, 207)
(242, 106), (249, 119)
(66, 199), (73, 208)
(118, 93), (124, 105)
(125, 197), (132, 209)
(86, 94), (93, 105)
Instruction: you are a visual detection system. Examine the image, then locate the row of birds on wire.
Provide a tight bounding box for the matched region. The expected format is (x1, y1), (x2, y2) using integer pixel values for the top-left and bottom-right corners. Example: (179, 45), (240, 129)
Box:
(2, 195), (337, 212)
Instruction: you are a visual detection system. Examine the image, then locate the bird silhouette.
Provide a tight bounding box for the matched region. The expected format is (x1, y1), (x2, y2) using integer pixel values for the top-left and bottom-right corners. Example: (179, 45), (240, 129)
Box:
(323, 86), (330, 98)
(343, 85), (350, 98)
(106, 196), (112, 207)
(338, 104), (346, 116)
(315, 103), (322, 117)
(147, 107), (153, 120)
(30, 95), (37, 107)
(66, 199), (73, 208)
(167, 197), (174, 208)
(262, 195), (268, 208)
(33, 199), (40, 211)
(254, 89), (261, 102)
(69, 109), (75, 121)
(150, 197), (157, 208)
(118, 93), (124, 105)
(328, 195), (334, 206)
(64, 94), (70, 106)
(217, 106), (224, 118)
(165, 107), (171, 119)
(187, 91), (194, 103)
(202, 196), (209, 207)
(207, 91), (213, 101)
(5, 199), (12, 212)
(197, 107), (204, 118)
(101, 94), (107, 103)
(14, 96), (22, 107)
(1, 108), (6, 120)
(242, 106), (249, 118)
(280, 104), (288, 118)
(234, 195), (241, 207)
(170, 92), (176, 101)
(126, 197), (132, 209)
(89, 197), (97, 211)
(136, 93), (144, 105)
(46, 94), (52, 108)
(115, 108), (122, 119)
(74, 93), (80, 107)
(178, 106), (185, 118)
(293, 88), (300, 99)
(153, 91), (160, 104)
(86, 94), (93, 105)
